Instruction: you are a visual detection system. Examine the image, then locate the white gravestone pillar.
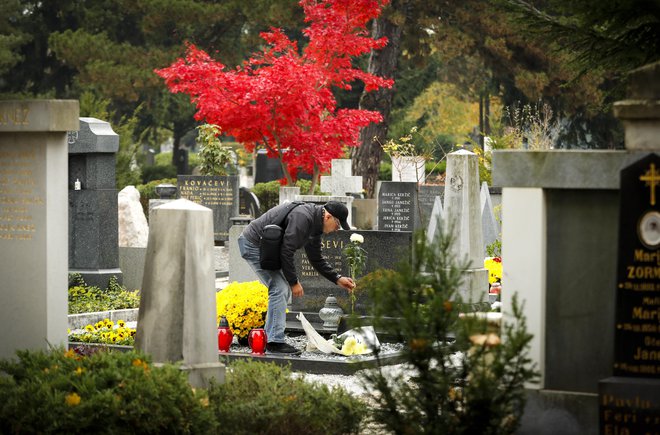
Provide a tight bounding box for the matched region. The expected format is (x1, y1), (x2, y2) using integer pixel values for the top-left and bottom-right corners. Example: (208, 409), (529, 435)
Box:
(135, 199), (225, 387)
(0, 100), (79, 360)
(443, 150), (489, 300)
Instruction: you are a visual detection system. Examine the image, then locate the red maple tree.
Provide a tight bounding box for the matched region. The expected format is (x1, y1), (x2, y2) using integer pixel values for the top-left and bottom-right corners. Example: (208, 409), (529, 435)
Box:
(156, 0), (393, 189)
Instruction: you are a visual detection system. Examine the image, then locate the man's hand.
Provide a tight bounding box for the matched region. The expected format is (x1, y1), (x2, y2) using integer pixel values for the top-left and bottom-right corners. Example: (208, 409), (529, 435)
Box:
(291, 281), (304, 297)
(337, 276), (355, 292)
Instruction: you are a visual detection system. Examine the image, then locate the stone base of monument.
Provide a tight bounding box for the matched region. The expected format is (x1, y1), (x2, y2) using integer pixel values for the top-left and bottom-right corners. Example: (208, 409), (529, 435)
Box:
(218, 349), (406, 376)
(173, 362), (226, 388)
(69, 268), (123, 289)
(599, 376), (660, 434)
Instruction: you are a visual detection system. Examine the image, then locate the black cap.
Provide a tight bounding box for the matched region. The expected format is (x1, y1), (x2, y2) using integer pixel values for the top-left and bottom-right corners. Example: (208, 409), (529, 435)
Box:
(324, 201), (350, 230)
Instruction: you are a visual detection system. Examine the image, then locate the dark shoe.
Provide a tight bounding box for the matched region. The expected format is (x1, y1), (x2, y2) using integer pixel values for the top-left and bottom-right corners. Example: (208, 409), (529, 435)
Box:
(266, 342), (301, 355)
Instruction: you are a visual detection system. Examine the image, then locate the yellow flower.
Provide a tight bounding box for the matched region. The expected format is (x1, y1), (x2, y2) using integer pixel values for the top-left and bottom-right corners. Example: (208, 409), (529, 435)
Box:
(75, 367), (84, 376)
(63, 349), (76, 359)
(84, 325), (94, 332)
(65, 392), (81, 406)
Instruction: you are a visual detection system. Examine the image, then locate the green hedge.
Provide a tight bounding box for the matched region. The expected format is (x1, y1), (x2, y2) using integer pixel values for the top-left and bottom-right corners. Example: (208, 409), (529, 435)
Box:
(252, 179), (325, 213)
(0, 349), (366, 434)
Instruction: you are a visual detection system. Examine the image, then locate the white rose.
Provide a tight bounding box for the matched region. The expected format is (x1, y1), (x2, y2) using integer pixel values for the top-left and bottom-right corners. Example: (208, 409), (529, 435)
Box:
(350, 233), (364, 244)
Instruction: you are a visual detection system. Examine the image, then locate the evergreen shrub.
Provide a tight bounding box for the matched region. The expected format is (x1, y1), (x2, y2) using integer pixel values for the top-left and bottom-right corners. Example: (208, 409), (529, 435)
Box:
(208, 360), (366, 435)
(360, 230), (538, 434)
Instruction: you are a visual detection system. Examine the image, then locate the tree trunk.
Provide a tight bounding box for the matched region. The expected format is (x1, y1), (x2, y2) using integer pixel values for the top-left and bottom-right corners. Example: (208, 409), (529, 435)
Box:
(351, 16), (403, 199)
(172, 127), (189, 175)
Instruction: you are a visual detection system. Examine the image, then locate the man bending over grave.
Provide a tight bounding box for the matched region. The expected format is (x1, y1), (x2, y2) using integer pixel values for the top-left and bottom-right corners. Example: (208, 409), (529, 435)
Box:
(238, 201), (356, 354)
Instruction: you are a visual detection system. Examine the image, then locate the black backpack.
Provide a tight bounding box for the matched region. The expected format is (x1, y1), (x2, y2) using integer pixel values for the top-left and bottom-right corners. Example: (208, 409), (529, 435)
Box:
(259, 202), (304, 270)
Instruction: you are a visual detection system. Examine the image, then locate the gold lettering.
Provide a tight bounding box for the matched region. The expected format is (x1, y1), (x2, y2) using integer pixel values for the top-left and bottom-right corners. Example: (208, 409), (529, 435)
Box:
(633, 347), (660, 361)
(631, 306), (660, 321)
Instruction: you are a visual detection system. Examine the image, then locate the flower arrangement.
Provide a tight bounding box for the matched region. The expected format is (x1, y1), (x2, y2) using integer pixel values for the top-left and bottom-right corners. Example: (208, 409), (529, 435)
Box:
(342, 233), (367, 313)
(216, 281), (268, 339)
(68, 319), (136, 346)
(484, 256), (503, 284)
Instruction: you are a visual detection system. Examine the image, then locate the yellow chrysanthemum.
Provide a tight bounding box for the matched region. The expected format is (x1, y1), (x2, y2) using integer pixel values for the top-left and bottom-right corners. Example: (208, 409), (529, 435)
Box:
(484, 257), (503, 284)
(216, 281), (268, 339)
(65, 392), (81, 406)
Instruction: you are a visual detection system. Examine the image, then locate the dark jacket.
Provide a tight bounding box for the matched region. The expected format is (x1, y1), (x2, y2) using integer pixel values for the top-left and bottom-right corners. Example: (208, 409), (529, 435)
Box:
(242, 202), (342, 285)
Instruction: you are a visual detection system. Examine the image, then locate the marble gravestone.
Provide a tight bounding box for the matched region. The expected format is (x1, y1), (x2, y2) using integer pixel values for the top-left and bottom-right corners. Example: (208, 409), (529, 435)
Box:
(68, 118), (123, 288)
(0, 100), (79, 360)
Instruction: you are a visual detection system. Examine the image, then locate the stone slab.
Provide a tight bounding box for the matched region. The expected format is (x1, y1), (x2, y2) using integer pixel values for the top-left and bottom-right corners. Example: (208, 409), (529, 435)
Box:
(0, 100), (79, 132)
(493, 150), (630, 189)
(218, 349), (406, 375)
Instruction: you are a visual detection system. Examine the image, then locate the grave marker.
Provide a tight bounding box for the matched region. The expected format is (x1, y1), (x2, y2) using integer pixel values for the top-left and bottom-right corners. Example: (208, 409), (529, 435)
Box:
(320, 159), (362, 196)
(378, 181), (417, 232)
(598, 153), (660, 433)
(0, 100), (79, 360)
(135, 199), (225, 387)
(444, 150), (488, 300)
(417, 184), (443, 228)
(68, 118), (122, 288)
(177, 175), (239, 242)
(292, 230), (412, 312)
(480, 181), (500, 252)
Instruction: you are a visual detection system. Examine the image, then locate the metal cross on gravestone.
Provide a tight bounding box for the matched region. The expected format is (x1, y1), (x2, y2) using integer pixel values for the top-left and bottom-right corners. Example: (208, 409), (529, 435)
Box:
(320, 159), (363, 196)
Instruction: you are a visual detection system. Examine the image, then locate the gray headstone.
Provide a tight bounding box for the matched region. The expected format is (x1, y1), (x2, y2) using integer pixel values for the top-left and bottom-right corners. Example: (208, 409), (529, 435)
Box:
(480, 181), (500, 252)
(0, 100), (78, 360)
(426, 195), (444, 243)
(135, 199), (225, 387)
(378, 181), (417, 232)
(444, 150), (488, 300)
(292, 230), (412, 312)
(320, 159), (362, 196)
(68, 117), (122, 288)
(177, 175), (239, 242)
(418, 184), (444, 228)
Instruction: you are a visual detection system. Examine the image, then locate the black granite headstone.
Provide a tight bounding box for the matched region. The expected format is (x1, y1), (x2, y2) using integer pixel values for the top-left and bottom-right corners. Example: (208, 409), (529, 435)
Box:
(254, 149), (282, 184)
(292, 230), (412, 312)
(177, 175), (239, 242)
(612, 153), (660, 377)
(599, 153), (660, 434)
(378, 181), (418, 232)
(68, 118), (122, 288)
(239, 186), (261, 218)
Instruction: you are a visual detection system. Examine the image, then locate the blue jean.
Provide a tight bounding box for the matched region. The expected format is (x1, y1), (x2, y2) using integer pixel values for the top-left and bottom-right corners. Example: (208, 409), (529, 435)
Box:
(237, 235), (290, 343)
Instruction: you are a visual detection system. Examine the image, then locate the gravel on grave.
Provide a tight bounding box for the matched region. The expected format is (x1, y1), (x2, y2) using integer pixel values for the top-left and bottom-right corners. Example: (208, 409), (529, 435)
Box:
(231, 335), (408, 397)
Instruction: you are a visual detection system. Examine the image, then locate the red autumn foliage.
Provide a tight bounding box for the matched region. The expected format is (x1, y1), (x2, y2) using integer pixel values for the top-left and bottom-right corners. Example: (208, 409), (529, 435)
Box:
(156, 0), (393, 186)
